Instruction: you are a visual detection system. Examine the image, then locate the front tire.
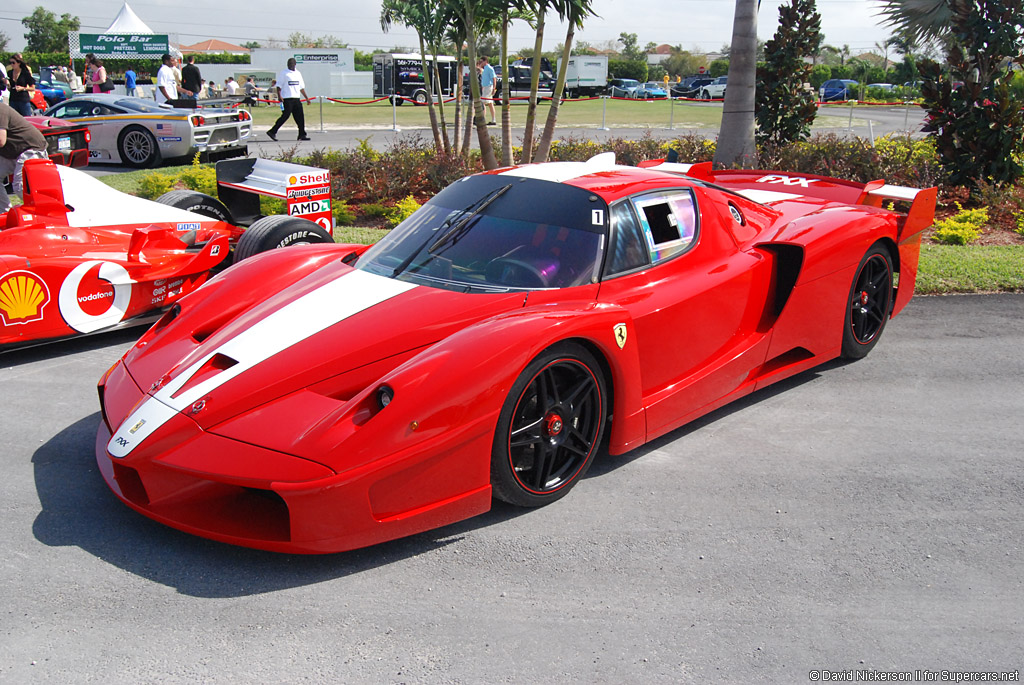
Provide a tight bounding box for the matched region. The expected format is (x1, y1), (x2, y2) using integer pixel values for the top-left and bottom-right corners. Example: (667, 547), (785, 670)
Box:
(234, 215), (333, 262)
(118, 125), (160, 168)
(842, 244), (894, 359)
(491, 342), (607, 507)
(155, 190), (234, 224)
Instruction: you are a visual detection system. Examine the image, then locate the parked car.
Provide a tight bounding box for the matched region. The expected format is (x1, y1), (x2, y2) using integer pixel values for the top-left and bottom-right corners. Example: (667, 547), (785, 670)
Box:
(94, 153), (937, 553)
(636, 82), (668, 99)
(671, 75), (714, 99)
(26, 115), (90, 168)
(819, 79), (859, 102)
(33, 73), (74, 107)
(494, 62), (555, 98)
(44, 94), (252, 168)
(608, 78), (641, 98)
(698, 76), (727, 100)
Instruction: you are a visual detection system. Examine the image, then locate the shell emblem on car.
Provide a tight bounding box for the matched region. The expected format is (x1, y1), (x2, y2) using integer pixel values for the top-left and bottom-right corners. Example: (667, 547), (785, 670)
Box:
(0, 271), (51, 325)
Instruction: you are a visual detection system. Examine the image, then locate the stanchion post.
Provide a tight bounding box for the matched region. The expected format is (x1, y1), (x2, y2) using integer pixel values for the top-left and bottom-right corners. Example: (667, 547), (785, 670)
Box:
(848, 102), (854, 135)
(599, 96), (610, 131)
(319, 96), (324, 133)
(904, 99), (910, 131)
(392, 95), (400, 132)
(666, 95), (674, 130)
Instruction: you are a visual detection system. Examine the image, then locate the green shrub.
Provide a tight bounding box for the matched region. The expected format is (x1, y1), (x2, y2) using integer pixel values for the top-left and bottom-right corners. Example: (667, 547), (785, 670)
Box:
(933, 203), (986, 245)
(260, 196), (286, 216)
(177, 166), (218, 196)
(333, 201), (356, 226)
(361, 203), (389, 218)
(1015, 213), (1024, 236)
(137, 172), (175, 199)
(385, 195), (421, 228)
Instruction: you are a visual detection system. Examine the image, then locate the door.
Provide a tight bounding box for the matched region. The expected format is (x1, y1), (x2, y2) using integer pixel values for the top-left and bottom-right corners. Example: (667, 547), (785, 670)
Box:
(597, 188), (773, 438)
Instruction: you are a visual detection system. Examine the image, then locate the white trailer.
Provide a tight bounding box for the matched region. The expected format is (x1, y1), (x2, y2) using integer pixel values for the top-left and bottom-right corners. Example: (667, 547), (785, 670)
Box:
(560, 55), (609, 98)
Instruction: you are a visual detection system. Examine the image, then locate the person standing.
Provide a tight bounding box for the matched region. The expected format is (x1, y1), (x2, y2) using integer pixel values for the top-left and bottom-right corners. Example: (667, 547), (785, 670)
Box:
(181, 56), (202, 101)
(266, 58), (310, 141)
(6, 56), (36, 117)
(243, 76), (258, 106)
(0, 101), (48, 214)
(125, 65), (137, 97)
(155, 53), (188, 104)
(479, 56), (496, 125)
(89, 58), (108, 93)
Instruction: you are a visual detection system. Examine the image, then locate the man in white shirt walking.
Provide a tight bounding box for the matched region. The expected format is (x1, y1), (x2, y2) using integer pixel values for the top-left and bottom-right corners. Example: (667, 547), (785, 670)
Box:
(266, 58), (310, 141)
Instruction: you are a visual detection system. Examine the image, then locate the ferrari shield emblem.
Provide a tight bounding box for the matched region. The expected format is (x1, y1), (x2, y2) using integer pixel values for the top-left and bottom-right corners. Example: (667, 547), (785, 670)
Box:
(614, 323), (628, 349)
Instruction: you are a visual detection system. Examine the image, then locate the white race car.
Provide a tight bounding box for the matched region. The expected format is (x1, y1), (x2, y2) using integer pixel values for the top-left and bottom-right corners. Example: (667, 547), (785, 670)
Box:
(44, 94), (252, 168)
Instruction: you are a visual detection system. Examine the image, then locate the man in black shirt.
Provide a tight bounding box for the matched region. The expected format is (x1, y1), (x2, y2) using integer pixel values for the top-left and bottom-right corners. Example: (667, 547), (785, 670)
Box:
(181, 56), (202, 101)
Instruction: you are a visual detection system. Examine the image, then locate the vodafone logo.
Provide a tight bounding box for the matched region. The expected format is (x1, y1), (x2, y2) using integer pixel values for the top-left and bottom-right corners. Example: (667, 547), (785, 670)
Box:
(58, 261), (133, 333)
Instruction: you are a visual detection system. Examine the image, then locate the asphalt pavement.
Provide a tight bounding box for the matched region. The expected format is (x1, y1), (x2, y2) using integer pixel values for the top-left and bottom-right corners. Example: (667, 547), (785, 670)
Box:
(1, 294), (1022, 683)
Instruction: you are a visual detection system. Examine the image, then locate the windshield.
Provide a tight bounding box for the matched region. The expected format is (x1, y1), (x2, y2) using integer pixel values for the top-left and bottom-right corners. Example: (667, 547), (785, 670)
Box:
(356, 175), (607, 292)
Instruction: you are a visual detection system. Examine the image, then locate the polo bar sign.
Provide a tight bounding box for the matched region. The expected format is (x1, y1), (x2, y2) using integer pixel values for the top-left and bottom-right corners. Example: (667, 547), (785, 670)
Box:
(73, 33), (170, 57)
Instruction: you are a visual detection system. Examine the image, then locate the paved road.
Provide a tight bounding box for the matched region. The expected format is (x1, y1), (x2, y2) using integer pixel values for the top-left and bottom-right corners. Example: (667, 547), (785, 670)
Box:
(1, 294), (1021, 683)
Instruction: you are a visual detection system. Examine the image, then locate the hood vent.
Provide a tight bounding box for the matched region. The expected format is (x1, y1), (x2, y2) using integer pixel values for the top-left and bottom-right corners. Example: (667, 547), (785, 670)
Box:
(170, 353), (238, 399)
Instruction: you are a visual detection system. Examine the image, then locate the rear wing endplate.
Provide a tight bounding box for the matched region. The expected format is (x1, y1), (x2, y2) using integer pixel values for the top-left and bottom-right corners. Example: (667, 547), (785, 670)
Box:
(215, 158), (332, 228)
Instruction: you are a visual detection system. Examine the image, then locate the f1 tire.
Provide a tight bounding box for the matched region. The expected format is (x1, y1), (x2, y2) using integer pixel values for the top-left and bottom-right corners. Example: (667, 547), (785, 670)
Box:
(233, 215), (333, 262)
(155, 190), (234, 224)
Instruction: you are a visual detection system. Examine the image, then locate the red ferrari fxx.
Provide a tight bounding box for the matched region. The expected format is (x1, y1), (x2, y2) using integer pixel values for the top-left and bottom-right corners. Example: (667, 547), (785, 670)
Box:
(95, 153), (937, 553)
(27, 115), (90, 168)
(1, 158), (333, 349)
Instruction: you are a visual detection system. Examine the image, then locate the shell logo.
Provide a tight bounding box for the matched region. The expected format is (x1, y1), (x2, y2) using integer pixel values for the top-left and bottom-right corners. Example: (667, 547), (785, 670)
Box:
(0, 271), (51, 325)
(288, 175), (298, 185)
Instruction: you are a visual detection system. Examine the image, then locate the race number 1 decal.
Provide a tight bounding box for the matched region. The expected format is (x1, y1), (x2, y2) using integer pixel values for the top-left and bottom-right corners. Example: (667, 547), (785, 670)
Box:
(58, 261), (133, 333)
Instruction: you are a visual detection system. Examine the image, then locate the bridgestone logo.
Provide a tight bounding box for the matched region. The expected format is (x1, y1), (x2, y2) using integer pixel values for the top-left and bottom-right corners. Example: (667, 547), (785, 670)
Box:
(278, 231), (311, 246)
(79, 291), (114, 303)
(287, 187), (326, 200)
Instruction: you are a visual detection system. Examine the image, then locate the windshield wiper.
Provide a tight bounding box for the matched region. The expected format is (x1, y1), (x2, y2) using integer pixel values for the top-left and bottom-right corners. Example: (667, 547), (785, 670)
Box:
(427, 183), (512, 254)
(388, 182), (513, 279)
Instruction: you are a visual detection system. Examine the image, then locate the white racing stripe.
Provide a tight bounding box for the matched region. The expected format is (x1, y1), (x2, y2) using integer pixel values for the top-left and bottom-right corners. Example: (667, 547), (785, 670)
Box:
(736, 189), (803, 205)
(107, 269), (417, 458)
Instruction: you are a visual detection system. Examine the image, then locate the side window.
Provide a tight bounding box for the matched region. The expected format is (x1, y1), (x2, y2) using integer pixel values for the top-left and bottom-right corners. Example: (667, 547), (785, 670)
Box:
(631, 189), (699, 263)
(604, 201), (650, 277)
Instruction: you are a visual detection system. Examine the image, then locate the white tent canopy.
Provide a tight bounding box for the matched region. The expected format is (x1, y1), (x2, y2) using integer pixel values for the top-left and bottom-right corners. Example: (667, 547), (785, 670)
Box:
(104, 3), (155, 34)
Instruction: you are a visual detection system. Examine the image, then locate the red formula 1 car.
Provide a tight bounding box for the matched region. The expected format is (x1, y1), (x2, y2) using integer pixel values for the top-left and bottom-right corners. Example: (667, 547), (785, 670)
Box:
(95, 153), (937, 554)
(0, 158), (333, 349)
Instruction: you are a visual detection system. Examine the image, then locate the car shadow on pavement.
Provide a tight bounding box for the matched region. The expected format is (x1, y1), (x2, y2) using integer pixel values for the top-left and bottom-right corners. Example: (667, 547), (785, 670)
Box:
(586, 359), (847, 478)
(31, 413), (532, 598)
(1, 327), (143, 366)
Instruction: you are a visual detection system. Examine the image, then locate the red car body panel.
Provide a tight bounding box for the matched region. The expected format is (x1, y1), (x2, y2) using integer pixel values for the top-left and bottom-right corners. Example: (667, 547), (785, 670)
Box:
(95, 156), (937, 553)
(27, 115), (91, 168)
(1, 159), (232, 348)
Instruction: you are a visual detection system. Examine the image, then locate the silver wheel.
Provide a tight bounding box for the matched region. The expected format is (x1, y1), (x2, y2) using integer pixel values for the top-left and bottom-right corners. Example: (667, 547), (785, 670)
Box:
(118, 126), (159, 168)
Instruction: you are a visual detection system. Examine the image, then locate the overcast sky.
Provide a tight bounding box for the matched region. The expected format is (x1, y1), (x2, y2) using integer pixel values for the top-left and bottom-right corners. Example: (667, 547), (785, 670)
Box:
(1, 0), (895, 55)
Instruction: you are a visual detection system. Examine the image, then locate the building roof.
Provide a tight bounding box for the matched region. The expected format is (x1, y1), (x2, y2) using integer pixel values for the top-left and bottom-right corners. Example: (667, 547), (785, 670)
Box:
(178, 39), (251, 54)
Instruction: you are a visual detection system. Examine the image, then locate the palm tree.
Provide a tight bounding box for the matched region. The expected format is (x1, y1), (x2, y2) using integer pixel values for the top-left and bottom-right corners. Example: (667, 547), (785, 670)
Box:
(876, 0), (951, 43)
(521, 0), (551, 164)
(380, 0), (444, 153)
(452, 0), (500, 169)
(713, 0), (758, 168)
(534, 0), (596, 162)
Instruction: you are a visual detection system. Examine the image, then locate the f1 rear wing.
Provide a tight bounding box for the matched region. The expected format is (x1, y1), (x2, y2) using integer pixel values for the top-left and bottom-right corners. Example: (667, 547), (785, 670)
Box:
(638, 159), (937, 242)
(215, 158), (332, 229)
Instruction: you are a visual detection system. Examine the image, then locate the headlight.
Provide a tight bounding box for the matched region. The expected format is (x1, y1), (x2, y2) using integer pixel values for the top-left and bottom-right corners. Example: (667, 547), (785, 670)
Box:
(376, 385), (394, 410)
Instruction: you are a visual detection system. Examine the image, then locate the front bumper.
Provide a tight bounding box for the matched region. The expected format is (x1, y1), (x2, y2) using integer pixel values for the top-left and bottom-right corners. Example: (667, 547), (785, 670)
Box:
(95, 360), (492, 554)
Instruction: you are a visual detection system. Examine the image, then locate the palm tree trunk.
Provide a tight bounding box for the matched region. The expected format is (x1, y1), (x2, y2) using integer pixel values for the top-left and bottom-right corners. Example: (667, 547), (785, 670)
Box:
(534, 22), (574, 162)
(464, 1), (498, 169)
(500, 8), (513, 166)
(453, 51), (464, 153)
(521, 7), (546, 164)
(431, 44), (451, 155)
(418, 34), (443, 153)
(713, 0), (758, 168)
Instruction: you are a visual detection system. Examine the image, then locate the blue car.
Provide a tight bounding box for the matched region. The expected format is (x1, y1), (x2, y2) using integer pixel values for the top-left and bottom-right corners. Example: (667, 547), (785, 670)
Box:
(819, 79), (858, 102)
(34, 71), (74, 107)
(637, 82), (668, 99)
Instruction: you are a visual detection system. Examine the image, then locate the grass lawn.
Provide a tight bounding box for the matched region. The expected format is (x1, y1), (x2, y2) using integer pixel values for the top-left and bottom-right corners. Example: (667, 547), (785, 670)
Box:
(244, 97), (886, 132)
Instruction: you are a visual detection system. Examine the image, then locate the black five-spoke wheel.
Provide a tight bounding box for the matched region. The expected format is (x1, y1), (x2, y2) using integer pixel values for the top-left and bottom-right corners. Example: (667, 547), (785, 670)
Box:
(842, 244), (894, 359)
(491, 343), (607, 507)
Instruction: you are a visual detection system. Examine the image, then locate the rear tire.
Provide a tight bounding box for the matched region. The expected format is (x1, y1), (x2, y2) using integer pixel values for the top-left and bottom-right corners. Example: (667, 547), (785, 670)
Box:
(234, 215), (333, 263)
(155, 190), (234, 224)
(118, 125), (160, 168)
(841, 244), (894, 359)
